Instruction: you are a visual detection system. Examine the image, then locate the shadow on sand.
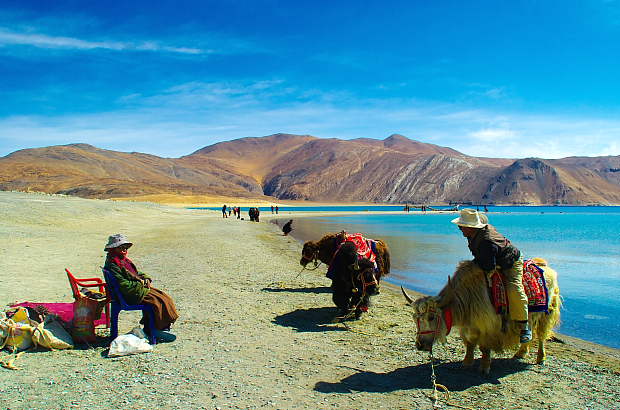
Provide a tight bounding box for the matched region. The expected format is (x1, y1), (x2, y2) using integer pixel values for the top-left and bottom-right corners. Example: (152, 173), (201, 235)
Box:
(262, 286), (331, 294)
(273, 306), (346, 333)
(314, 358), (532, 393)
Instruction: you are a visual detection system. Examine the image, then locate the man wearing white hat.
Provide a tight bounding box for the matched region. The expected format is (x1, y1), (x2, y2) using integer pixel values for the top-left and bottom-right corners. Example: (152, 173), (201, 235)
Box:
(451, 209), (531, 343)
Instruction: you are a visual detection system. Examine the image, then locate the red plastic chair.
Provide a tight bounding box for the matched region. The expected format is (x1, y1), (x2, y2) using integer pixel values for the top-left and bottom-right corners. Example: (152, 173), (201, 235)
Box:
(65, 268), (110, 328)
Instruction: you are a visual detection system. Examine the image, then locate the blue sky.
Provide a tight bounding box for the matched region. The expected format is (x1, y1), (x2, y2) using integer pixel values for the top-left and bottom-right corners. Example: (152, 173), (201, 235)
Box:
(1, 0), (619, 159)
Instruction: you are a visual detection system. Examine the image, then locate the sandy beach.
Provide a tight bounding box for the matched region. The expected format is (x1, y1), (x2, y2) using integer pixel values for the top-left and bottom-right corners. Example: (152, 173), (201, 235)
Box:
(1, 191), (619, 410)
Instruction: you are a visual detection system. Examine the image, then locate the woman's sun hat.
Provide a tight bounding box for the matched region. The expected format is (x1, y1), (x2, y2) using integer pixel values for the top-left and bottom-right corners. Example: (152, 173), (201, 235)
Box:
(104, 234), (133, 251)
(451, 208), (488, 228)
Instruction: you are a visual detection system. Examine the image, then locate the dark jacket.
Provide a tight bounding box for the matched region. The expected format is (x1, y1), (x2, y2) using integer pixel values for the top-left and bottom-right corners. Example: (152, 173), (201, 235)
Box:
(467, 224), (520, 272)
(104, 256), (151, 304)
(282, 221), (293, 234)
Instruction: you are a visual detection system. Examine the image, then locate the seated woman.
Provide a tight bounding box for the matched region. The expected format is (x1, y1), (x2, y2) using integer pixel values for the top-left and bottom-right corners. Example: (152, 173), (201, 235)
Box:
(103, 234), (179, 341)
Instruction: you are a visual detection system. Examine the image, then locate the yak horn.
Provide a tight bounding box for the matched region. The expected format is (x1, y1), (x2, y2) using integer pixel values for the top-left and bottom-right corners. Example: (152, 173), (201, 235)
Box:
(401, 286), (414, 304)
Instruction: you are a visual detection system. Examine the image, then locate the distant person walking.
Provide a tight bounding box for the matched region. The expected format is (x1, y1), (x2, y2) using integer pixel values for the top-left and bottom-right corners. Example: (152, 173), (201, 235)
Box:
(222, 204), (228, 218)
(271, 205), (274, 214)
(275, 206), (279, 214)
(282, 220), (293, 236)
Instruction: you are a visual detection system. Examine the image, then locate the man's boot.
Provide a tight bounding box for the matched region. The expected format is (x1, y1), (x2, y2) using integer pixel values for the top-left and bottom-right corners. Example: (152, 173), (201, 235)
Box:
(519, 320), (532, 343)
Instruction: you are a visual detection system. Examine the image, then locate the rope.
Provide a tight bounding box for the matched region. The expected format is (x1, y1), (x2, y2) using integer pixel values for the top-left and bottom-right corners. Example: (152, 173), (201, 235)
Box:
(300, 260), (322, 271)
(0, 319), (25, 370)
(0, 351), (25, 370)
(0, 318), (14, 350)
(427, 350), (478, 410)
(430, 350), (448, 408)
(266, 260), (322, 288)
(332, 270), (369, 322)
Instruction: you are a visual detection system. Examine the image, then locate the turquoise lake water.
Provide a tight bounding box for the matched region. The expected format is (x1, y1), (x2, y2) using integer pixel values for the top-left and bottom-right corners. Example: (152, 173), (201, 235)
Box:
(197, 205), (620, 349)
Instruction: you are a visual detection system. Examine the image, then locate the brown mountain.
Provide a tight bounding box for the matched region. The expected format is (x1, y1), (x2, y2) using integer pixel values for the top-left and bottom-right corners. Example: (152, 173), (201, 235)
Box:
(0, 143), (265, 200)
(1, 134), (619, 204)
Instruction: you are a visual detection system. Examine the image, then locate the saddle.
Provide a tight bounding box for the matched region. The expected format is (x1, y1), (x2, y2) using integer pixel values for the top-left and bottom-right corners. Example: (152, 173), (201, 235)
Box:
(326, 232), (379, 279)
(340, 233), (377, 265)
(489, 259), (550, 315)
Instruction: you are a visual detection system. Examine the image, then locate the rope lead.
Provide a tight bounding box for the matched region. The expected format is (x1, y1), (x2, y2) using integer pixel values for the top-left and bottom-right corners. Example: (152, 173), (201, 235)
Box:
(428, 350), (477, 410)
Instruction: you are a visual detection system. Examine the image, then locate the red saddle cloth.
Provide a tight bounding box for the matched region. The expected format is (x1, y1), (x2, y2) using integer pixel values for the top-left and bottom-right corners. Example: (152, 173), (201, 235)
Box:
(342, 233), (377, 264)
(326, 233), (379, 279)
(490, 259), (550, 314)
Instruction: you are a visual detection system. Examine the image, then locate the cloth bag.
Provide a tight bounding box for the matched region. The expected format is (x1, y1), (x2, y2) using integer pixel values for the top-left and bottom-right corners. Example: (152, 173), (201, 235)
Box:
(0, 307), (37, 352)
(32, 316), (74, 350)
(108, 333), (153, 357)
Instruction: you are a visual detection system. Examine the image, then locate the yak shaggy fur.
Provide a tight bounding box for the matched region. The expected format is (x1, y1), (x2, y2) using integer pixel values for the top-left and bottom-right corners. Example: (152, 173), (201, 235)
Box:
(300, 231), (391, 279)
(411, 257), (561, 373)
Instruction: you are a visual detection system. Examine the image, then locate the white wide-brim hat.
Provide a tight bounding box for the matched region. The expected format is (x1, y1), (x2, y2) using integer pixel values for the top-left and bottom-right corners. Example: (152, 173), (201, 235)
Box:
(451, 208), (487, 228)
(104, 234), (133, 251)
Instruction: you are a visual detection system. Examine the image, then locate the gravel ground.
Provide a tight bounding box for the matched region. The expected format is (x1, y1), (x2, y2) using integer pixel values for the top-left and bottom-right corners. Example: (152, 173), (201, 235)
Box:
(1, 191), (619, 410)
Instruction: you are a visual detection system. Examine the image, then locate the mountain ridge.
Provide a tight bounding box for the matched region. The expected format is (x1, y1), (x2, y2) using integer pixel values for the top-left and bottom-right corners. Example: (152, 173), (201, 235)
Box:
(1, 134), (619, 205)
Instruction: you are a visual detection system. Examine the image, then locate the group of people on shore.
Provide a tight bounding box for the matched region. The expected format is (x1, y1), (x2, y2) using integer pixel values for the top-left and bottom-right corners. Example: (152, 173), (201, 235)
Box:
(221, 205), (243, 219)
(402, 204), (428, 212)
(221, 205), (284, 220)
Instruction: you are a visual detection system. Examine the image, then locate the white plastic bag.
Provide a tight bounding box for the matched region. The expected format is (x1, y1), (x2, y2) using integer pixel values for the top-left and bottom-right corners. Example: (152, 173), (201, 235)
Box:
(108, 334), (153, 357)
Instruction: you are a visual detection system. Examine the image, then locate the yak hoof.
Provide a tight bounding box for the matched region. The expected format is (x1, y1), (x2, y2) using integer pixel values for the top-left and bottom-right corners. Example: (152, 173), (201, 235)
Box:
(514, 344), (529, 359)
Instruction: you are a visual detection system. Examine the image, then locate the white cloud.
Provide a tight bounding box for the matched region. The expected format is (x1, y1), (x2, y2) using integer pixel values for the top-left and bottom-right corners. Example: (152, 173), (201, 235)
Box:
(484, 87), (506, 99)
(0, 28), (206, 54)
(2, 80), (620, 160)
(469, 128), (516, 142)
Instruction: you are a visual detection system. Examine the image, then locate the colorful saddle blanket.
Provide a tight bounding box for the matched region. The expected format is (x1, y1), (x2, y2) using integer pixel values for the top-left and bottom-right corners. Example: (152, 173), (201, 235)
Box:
(342, 233), (377, 264)
(490, 259), (550, 314)
(326, 233), (378, 279)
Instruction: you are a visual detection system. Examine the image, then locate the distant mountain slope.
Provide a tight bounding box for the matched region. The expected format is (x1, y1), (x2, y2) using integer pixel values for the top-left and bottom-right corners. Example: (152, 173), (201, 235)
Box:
(1, 134), (619, 204)
(0, 143), (264, 199)
(187, 133), (315, 182)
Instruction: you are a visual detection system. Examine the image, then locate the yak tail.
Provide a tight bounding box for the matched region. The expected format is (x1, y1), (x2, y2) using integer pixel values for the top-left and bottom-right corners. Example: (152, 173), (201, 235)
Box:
(378, 240), (391, 276)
